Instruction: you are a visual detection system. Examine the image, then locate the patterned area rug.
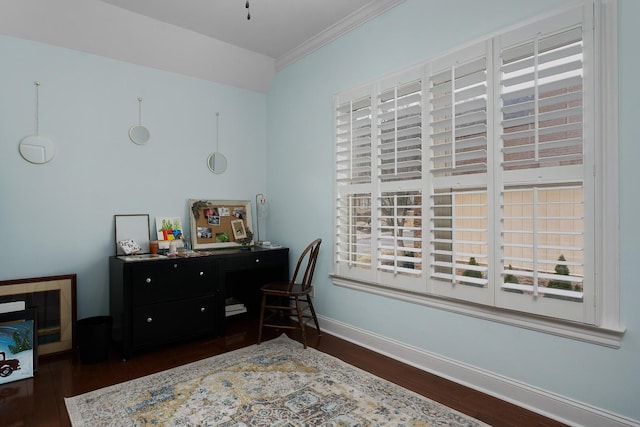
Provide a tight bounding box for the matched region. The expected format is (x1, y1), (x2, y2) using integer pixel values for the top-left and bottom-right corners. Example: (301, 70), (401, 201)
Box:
(65, 334), (488, 426)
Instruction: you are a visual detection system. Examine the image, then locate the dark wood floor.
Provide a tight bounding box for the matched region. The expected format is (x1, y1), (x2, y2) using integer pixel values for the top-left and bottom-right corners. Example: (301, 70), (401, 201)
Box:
(1, 317), (567, 427)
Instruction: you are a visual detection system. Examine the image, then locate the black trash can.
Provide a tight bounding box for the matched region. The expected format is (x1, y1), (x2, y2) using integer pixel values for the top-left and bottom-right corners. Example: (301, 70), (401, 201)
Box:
(76, 316), (113, 364)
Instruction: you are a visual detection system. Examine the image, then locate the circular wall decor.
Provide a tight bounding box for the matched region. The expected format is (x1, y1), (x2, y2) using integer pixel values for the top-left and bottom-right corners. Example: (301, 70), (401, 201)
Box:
(19, 134), (56, 164)
(20, 81), (56, 164)
(129, 96), (150, 145)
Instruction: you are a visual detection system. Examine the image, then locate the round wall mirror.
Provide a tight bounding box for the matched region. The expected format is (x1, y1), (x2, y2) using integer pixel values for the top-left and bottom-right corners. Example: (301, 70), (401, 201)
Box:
(129, 125), (151, 145)
(19, 135), (56, 164)
(207, 152), (227, 174)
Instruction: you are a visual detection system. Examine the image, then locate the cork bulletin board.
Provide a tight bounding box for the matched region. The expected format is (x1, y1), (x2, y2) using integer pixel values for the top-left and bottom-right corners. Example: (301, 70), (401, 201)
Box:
(188, 199), (254, 249)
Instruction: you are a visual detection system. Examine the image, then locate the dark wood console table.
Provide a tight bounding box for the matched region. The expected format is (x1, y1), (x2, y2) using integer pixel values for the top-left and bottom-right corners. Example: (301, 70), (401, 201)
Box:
(109, 247), (288, 359)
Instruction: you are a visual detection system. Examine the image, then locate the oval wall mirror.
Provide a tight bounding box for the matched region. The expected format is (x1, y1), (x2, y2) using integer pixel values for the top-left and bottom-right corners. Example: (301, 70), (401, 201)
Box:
(129, 96), (150, 145)
(129, 124), (150, 145)
(19, 135), (56, 164)
(207, 152), (227, 174)
(207, 112), (227, 174)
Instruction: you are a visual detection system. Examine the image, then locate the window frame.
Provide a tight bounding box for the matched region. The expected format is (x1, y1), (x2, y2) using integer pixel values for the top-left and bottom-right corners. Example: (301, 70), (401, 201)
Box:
(331, 0), (623, 347)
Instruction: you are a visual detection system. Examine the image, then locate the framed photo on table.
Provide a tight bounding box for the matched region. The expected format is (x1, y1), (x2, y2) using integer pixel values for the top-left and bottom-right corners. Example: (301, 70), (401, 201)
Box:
(231, 219), (247, 239)
(188, 199), (253, 249)
(155, 217), (184, 241)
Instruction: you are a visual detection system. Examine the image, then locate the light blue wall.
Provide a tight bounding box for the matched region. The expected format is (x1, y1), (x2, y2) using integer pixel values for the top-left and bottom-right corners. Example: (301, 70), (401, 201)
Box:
(1, 0), (638, 422)
(267, 0), (640, 422)
(0, 35), (268, 319)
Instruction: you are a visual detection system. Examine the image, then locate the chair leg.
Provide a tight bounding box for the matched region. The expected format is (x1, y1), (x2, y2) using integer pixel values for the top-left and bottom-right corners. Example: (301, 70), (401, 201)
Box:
(257, 293), (267, 345)
(306, 295), (321, 336)
(294, 297), (307, 349)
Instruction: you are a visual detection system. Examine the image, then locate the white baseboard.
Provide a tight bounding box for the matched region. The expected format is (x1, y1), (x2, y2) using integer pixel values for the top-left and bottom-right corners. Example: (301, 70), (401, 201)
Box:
(316, 316), (639, 427)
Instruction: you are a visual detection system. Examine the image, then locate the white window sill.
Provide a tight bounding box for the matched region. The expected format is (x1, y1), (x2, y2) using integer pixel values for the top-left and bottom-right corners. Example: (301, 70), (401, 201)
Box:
(330, 274), (625, 348)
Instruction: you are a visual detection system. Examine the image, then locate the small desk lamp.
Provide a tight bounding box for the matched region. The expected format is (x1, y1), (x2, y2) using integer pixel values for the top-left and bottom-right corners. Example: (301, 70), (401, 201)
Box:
(255, 193), (267, 245)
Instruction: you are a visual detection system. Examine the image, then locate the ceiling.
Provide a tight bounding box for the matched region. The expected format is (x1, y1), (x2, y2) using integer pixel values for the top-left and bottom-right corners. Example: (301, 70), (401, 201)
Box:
(100, 0), (403, 67)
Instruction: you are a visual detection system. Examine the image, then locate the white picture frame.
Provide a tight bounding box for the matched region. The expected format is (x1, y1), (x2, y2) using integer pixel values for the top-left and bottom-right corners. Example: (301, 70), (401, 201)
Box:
(114, 214), (150, 255)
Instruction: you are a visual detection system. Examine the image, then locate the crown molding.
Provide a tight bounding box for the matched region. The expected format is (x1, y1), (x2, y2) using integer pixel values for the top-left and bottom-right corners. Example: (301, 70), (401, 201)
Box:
(275, 0), (405, 71)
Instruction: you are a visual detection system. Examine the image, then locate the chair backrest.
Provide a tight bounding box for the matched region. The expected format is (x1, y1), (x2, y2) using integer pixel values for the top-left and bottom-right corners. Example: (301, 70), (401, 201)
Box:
(288, 238), (322, 292)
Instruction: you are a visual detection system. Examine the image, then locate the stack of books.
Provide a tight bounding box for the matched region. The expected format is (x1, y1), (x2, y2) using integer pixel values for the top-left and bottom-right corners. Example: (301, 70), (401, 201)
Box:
(224, 297), (247, 317)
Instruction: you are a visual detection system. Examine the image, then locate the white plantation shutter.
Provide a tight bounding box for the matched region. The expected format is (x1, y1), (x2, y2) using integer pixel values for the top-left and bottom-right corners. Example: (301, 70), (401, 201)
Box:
(336, 193), (372, 271)
(498, 185), (586, 322)
(500, 26), (584, 172)
(377, 80), (422, 183)
(377, 190), (422, 277)
(501, 186), (584, 295)
(496, 7), (591, 323)
(428, 42), (492, 303)
(336, 96), (373, 185)
(431, 189), (489, 284)
(430, 53), (488, 177)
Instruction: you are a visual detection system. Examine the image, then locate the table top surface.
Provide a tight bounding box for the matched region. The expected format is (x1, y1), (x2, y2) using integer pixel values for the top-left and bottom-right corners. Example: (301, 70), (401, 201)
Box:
(113, 246), (288, 263)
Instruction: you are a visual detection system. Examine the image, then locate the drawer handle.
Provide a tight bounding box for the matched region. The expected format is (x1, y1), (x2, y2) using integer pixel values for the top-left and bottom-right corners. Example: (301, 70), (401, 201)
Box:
(200, 307), (206, 312)
(145, 278), (151, 284)
(199, 271), (204, 276)
(173, 264), (178, 268)
(255, 258), (260, 263)
(146, 317), (153, 323)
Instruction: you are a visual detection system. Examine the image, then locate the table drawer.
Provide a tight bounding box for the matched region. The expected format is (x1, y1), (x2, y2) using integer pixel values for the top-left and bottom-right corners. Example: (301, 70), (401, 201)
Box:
(132, 296), (217, 348)
(223, 250), (287, 272)
(131, 260), (214, 304)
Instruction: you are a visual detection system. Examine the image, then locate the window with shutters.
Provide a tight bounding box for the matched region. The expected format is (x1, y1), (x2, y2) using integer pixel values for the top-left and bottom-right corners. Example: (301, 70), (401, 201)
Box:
(332, 0), (621, 346)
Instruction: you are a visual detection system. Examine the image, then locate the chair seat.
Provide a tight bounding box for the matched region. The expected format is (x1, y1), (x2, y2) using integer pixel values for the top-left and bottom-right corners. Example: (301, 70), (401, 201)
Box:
(261, 281), (311, 296)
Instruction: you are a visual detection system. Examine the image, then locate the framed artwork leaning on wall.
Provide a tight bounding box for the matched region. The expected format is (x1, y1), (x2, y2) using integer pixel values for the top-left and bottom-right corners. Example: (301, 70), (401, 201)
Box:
(0, 308), (37, 384)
